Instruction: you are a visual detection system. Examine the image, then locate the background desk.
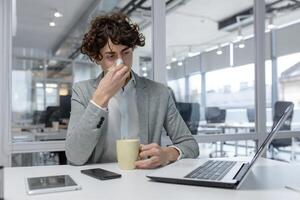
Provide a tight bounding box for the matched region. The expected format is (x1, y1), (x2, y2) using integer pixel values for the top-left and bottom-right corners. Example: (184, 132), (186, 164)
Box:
(4, 158), (300, 200)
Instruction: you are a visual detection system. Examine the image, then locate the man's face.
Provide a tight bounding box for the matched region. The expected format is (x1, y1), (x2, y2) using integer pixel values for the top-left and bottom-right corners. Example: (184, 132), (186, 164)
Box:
(99, 39), (133, 72)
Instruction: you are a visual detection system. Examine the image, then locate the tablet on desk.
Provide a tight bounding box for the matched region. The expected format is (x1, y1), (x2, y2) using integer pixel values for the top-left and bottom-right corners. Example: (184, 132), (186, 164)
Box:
(25, 175), (81, 195)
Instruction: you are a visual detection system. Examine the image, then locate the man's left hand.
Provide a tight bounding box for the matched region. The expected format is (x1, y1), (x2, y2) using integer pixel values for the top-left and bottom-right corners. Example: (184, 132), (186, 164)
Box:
(135, 143), (179, 169)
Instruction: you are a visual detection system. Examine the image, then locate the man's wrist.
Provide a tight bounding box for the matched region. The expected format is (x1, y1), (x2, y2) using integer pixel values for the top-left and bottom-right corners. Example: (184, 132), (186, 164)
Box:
(163, 147), (180, 164)
(90, 100), (108, 111)
(92, 93), (110, 108)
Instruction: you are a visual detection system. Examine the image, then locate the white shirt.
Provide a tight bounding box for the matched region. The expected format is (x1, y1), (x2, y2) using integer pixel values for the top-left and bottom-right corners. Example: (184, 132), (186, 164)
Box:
(90, 73), (182, 163)
(91, 73), (139, 162)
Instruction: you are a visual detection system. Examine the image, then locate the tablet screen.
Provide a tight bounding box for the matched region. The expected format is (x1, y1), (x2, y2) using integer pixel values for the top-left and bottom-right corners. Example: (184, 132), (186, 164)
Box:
(27, 175), (77, 191)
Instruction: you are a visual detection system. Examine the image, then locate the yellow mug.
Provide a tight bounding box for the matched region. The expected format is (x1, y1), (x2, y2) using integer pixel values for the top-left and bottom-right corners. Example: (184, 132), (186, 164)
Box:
(116, 139), (140, 170)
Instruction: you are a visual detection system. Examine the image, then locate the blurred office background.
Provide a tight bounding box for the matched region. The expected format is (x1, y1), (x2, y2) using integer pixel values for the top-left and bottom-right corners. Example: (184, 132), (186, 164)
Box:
(5, 0), (300, 166)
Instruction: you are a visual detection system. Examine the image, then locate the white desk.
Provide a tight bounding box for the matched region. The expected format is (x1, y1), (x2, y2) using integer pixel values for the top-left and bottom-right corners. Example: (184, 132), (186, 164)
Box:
(4, 158), (300, 200)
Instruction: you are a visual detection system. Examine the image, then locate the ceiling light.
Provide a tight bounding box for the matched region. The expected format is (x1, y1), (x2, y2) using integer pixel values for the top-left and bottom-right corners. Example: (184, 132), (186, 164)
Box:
(268, 24), (275, 29)
(36, 83), (44, 87)
(171, 57), (177, 62)
(143, 73), (147, 77)
(216, 45), (223, 55)
(142, 67), (147, 71)
(54, 11), (63, 18)
(49, 21), (56, 27)
(238, 40), (245, 49)
(166, 65), (171, 70)
(177, 61), (183, 66)
(46, 83), (58, 88)
(188, 52), (194, 57)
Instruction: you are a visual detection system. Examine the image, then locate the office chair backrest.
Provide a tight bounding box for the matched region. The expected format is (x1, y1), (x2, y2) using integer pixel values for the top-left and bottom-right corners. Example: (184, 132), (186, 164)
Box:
(271, 101), (294, 148)
(176, 102), (192, 121)
(44, 106), (60, 127)
(205, 107), (226, 123)
(247, 108), (255, 123)
(272, 101), (294, 131)
(176, 102), (200, 135)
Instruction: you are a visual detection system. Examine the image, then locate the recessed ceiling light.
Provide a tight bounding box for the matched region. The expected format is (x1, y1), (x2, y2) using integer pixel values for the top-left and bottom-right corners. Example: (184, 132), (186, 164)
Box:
(216, 49), (223, 55)
(143, 73), (147, 77)
(238, 42), (245, 49)
(171, 57), (177, 62)
(188, 52), (194, 57)
(54, 11), (63, 18)
(267, 24), (275, 30)
(142, 67), (147, 71)
(177, 61), (183, 66)
(166, 65), (171, 70)
(49, 21), (56, 27)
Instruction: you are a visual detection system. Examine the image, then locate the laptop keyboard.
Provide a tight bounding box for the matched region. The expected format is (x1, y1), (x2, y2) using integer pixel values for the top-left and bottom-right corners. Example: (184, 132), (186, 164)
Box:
(185, 160), (236, 181)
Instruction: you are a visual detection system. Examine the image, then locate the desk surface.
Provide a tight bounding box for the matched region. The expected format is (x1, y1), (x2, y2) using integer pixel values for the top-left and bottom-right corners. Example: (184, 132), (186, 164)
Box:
(4, 158), (300, 200)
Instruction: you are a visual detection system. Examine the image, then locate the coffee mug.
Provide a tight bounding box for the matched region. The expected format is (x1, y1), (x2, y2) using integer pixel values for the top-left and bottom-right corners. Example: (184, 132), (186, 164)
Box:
(116, 139), (140, 170)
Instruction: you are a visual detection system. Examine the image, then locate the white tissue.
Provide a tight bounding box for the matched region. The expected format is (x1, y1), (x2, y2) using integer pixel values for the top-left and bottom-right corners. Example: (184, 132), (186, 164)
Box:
(115, 58), (124, 65)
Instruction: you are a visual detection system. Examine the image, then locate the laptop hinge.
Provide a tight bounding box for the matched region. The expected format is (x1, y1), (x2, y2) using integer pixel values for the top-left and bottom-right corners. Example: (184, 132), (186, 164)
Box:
(233, 163), (250, 182)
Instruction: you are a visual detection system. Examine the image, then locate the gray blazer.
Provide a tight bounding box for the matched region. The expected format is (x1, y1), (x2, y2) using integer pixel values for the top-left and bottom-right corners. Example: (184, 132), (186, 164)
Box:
(66, 72), (199, 165)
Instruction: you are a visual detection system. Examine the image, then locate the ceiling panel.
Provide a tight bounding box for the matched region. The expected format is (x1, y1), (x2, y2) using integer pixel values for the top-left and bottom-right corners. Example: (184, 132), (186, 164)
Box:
(13, 0), (94, 50)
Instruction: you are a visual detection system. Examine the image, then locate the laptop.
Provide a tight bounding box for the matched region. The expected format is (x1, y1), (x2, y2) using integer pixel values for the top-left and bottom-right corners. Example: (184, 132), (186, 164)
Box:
(147, 104), (294, 189)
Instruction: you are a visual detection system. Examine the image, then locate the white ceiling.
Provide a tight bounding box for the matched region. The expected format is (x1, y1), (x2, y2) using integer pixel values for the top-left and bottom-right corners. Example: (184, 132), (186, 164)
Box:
(140, 0), (300, 62)
(13, 0), (94, 50)
(13, 0), (300, 63)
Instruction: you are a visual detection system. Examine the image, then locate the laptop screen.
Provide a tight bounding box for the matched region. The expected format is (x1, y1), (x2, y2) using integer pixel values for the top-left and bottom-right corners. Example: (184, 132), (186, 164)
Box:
(247, 104), (294, 170)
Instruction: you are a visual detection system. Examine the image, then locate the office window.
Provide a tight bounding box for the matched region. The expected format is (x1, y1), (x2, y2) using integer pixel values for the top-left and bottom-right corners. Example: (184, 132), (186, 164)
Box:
(35, 83), (45, 111)
(168, 78), (186, 102)
(188, 73), (201, 103)
(206, 64), (255, 109)
(164, 0), (258, 158)
(45, 83), (58, 107)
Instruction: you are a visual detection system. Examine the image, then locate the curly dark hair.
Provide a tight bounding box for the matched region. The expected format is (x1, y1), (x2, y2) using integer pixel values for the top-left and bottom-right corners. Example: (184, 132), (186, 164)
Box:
(81, 12), (145, 64)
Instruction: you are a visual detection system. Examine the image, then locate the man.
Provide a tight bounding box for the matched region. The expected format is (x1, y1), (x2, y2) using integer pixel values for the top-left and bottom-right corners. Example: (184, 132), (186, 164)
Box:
(65, 12), (199, 169)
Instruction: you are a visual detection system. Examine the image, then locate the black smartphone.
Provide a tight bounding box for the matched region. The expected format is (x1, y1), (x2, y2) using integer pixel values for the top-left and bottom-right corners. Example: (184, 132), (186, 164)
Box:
(81, 168), (121, 180)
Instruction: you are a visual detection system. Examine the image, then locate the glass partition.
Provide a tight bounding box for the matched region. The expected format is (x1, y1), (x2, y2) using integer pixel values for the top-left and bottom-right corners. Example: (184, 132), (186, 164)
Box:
(10, 0), (153, 166)
(165, 0), (257, 157)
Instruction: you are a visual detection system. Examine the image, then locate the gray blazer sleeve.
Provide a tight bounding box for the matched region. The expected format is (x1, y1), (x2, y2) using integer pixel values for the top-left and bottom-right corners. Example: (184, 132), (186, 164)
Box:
(65, 83), (107, 165)
(163, 91), (199, 159)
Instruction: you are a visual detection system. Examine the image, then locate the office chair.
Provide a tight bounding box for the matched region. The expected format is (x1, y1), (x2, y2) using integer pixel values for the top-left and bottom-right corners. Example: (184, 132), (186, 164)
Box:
(247, 108), (255, 123)
(247, 108), (255, 132)
(205, 107), (226, 123)
(176, 102), (200, 135)
(167, 87), (200, 135)
(270, 101), (294, 159)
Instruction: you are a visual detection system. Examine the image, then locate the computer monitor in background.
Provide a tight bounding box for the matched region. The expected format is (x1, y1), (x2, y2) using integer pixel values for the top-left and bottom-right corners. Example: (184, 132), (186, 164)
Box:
(59, 95), (71, 119)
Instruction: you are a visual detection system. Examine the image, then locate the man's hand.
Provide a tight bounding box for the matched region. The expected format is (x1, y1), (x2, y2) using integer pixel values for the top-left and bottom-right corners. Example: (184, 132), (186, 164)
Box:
(92, 64), (130, 107)
(135, 143), (180, 169)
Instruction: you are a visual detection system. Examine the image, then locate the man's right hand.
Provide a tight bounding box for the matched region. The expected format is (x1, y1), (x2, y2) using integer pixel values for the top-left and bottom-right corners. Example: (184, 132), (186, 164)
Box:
(92, 64), (131, 107)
